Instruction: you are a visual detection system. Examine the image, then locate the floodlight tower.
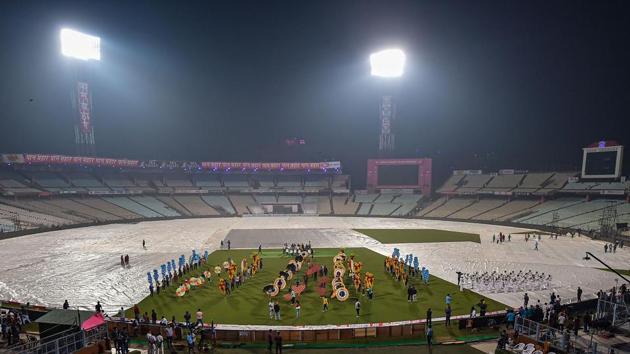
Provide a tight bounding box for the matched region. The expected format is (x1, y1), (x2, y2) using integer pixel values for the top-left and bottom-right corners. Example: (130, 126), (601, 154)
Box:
(370, 49), (405, 156)
(60, 28), (101, 156)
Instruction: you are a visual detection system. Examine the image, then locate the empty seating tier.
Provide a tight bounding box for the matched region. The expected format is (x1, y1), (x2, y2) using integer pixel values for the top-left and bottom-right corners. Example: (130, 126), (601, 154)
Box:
(477, 200), (540, 221)
(156, 196), (193, 216)
(104, 197), (163, 218)
(424, 198), (476, 218)
(73, 198), (141, 219)
(42, 199), (120, 221)
(201, 195), (236, 215)
(173, 196), (219, 216)
(370, 203), (399, 216)
(228, 195), (257, 215)
(448, 199), (506, 219)
(131, 196), (181, 217)
(332, 196), (358, 215)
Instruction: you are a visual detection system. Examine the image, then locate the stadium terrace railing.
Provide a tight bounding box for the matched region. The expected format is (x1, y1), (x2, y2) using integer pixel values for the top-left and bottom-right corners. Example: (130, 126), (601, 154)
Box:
(596, 297), (630, 327)
(515, 317), (629, 354)
(8, 325), (107, 354)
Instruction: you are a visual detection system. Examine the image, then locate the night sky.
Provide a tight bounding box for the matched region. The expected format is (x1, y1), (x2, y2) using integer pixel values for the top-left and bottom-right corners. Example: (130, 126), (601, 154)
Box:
(1, 0), (629, 187)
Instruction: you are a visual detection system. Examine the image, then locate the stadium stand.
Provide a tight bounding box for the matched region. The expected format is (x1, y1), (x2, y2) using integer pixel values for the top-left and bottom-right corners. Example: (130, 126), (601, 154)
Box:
(590, 182), (627, 192)
(448, 199), (506, 219)
(103, 197), (163, 218)
(251, 176), (275, 189)
(512, 198), (584, 223)
(5, 199), (91, 223)
(122, 174), (155, 193)
(357, 203), (372, 215)
(255, 195), (277, 204)
(301, 196), (321, 215)
(277, 195), (302, 204)
(512, 172), (553, 194)
(248, 205), (265, 215)
(370, 203), (399, 216)
(102, 173), (136, 188)
(332, 196), (358, 215)
(0, 171), (42, 195)
(535, 172), (575, 195)
(561, 182), (599, 192)
(481, 174), (523, 192)
(301, 202), (318, 215)
(354, 194), (379, 203)
(331, 175), (350, 192)
(173, 196), (219, 216)
(373, 193), (396, 203)
(25, 171), (73, 192)
(229, 194), (257, 215)
(436, 175), (464, 193)
(549, 199), (624, 228)
(456, 174), (492, 193)
(304, 175), (329, 189)
(157, 196), (193, 216)
(476, 200), (540, 221)
(515, 199), (605, 226)
(424, 198), (476, 218)
(316, 196), (332, 214)
(131, 196), (181, 217)
(223, 175), (250, 190)
(201, 195), (236, 215)
(194, 174), (222, 189)
(393, 194), (422, 204)
(0, 201), (72, 227)
(573, 202), (630, 232)
(73, 198), (141, 219)
(42, 199), (120, 221)
(418, 197), (447, 216)
(391, 203), (418, 216)
(66, 172), (106, 188)
(276, 176), (302, 188)
(164, 173), (193, 187)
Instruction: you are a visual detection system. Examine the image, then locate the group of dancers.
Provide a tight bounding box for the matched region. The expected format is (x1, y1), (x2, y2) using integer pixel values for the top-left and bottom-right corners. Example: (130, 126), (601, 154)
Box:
(283, 242), (313, 256)
(460, 270), (552, 293)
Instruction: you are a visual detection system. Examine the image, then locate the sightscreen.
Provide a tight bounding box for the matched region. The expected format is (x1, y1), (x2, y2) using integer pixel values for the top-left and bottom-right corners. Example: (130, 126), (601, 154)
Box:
(377, 165), (419, 186)
(584, 151), (618, 176)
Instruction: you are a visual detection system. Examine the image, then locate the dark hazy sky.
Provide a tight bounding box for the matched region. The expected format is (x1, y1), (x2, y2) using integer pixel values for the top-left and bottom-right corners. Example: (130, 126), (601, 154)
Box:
(1, 0), (629, 186)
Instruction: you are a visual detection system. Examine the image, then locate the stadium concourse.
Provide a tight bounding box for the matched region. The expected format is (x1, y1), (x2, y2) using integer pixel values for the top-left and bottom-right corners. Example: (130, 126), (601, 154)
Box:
(0, 216), (627, 314)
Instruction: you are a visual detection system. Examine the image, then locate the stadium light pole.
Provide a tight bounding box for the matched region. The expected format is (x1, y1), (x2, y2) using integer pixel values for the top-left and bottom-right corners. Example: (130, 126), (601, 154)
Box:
(60, 28), (101, 156)
(584, 252), (630, 284)
(370, 48), (405, 156)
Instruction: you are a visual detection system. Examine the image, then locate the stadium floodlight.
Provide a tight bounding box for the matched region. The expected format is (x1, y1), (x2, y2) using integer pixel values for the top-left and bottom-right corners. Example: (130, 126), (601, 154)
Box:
(370, 49), (405, 78)
(60, 28), (101, 61)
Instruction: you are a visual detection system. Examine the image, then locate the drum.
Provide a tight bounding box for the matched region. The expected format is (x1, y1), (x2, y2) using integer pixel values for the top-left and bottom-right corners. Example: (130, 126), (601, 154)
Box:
(263, 284), (279, 297)
(335, 287), (349, 301)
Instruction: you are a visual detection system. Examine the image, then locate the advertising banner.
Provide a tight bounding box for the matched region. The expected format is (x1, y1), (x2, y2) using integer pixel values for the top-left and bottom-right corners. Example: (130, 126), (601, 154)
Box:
(4, 153), (340, 172)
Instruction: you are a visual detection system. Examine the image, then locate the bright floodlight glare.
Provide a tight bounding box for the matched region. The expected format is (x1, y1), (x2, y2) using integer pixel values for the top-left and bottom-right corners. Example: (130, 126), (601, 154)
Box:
(370, 49), (405, 78)
(60, 28), (101, 61)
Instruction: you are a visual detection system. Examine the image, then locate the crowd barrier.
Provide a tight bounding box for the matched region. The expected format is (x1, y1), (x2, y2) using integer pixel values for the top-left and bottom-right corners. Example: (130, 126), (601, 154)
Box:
(106, 310), (506, 344)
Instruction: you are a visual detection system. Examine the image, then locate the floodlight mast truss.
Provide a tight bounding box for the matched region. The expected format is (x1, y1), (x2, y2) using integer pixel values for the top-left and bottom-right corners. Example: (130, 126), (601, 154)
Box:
(370, 49), (405, 155)
(60, 28), (100, 156)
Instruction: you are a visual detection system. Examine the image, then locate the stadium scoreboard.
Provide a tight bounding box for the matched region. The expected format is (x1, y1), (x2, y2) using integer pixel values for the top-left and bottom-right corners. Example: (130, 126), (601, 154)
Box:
(581, 143), (623, 179)
(366, 158), (432, 196)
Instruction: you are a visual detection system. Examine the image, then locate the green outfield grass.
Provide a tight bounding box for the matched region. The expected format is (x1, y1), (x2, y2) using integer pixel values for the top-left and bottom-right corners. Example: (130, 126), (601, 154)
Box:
(131, 248), (502, 326)
(354, 229), (480, 244)
(599, 268), (630, 276)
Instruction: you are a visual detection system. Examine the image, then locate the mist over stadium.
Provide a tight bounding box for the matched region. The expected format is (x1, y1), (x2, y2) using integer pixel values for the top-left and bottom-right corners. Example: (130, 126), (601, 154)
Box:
(1, 1), (630, 354)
